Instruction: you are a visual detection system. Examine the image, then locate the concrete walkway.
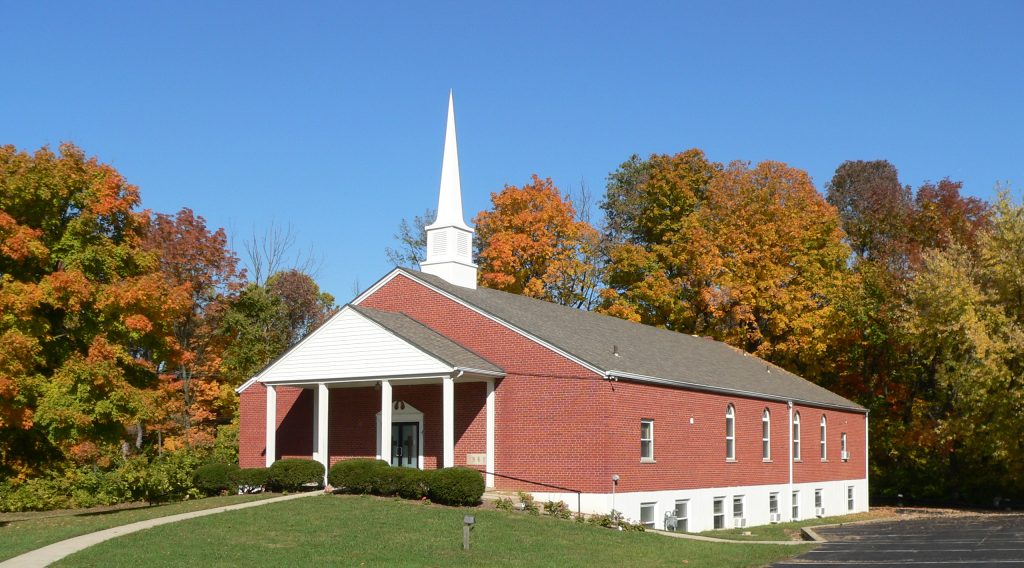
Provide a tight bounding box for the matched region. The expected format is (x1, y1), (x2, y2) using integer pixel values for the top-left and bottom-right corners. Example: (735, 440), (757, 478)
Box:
(649, 528), (812, 545)
(0, 491), (320, 568)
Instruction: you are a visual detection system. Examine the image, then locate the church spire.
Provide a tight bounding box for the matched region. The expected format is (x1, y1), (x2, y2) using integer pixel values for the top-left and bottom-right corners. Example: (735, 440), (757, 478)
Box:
(420, 91), (477, 288)
(428, 90), (471, 231)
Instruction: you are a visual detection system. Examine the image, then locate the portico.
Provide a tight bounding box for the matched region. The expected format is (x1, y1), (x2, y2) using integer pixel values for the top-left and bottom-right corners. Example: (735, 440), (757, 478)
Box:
(262, 371), (499, 486)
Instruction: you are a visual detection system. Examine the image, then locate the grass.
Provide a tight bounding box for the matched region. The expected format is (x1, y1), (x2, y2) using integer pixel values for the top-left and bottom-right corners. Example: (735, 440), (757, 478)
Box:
(0, 493), (275, 561)
(54, 494), (813, 568)
(697, 511), (888, 541)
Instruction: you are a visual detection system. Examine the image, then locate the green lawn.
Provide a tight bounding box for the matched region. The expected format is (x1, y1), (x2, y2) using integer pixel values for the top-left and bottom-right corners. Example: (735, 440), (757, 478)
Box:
(54, 494), (813, 568)
(698, 511), (885, 541)
(0, 493), (275, 561)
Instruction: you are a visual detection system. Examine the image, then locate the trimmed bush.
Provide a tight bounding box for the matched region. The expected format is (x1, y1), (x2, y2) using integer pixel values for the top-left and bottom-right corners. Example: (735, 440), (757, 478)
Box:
(427, 467), (484, 506)
(328, 459), (389, 494)
(193, 463), (241, 496)
(234, 467), (270, 493)
(395, 468), (429, 500)
(268, 458), (325, 491)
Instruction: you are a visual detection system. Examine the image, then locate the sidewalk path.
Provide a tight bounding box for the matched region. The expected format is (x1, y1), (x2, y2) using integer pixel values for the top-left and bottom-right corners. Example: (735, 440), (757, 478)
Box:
(0, 492), (321, 568)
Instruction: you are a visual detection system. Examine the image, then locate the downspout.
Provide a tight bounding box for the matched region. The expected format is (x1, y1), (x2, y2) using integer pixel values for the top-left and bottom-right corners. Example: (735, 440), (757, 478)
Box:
(787, 400), (794, 521)
(865, 409), (870, 509)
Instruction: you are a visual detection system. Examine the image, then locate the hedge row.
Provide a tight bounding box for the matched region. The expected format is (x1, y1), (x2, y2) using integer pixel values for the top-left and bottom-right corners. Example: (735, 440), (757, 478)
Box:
(192, 458), (325, 496)
(327, 459), (484, 506)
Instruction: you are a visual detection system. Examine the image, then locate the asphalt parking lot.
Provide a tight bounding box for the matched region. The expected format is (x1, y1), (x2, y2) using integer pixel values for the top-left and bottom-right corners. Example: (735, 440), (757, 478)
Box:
(773, 514), (1024, 567)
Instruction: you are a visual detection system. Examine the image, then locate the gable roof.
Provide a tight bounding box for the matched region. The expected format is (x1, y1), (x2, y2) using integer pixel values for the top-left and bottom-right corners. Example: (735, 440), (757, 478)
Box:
(374, 268), (863, 412)
(349, 305), (502, 375)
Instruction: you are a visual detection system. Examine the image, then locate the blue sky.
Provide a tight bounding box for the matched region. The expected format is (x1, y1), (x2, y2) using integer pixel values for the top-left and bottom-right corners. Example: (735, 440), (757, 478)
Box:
(4, 1), (1022, 300)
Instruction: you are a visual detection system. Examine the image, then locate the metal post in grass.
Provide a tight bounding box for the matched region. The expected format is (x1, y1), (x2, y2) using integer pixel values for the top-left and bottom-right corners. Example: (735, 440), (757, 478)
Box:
(463, 515), (475, 551)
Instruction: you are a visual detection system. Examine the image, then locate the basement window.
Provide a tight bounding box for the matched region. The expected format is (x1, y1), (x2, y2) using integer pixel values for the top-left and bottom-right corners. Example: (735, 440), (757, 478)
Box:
(673, 500), (689, 532)
(792, 490), (800, 520)
(640, 502), (656, 529)
(847, 486), (855, 511)
(713, 497), (725, 529)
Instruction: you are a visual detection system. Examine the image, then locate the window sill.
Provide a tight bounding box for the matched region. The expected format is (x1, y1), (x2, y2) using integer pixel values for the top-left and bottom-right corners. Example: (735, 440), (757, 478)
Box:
(794, 459), (802, 463)
(762, 458), (773, 463)
(640, 458), (656, 464)
(821, 459), (828, 463)
(725, 458), (737, 463)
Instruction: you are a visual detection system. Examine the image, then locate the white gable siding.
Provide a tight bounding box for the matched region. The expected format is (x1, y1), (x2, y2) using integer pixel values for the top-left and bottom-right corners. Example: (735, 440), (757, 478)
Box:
(258, 307), (451, 383)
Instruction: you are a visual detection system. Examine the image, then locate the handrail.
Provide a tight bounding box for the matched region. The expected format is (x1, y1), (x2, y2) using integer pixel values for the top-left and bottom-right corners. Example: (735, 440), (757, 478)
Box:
(483, 470), (582, 516)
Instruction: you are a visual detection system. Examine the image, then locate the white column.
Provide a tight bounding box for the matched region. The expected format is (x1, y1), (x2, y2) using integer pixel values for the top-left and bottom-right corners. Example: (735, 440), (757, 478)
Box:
(485, 379), (495, 487)
(442, 376), (455, 468)
(315, 383), (329, 482)
(265, 384), (277, 467)
(380, 380), (392, 465)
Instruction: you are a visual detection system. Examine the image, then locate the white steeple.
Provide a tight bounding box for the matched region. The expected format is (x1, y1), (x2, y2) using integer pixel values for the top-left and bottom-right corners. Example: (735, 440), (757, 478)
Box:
(419, 91), (478, 288)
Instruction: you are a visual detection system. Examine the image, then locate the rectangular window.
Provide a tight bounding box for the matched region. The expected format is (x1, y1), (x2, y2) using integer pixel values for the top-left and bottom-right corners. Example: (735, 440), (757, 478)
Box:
(640, 502), (656, 528)
(713, 497), (725, 529)
(841, 432), (848, 460)
(792, 490), (800, 520)
(640, 420), (654, 461)
(769, 493), (779, 514)
(732, 496), (744, 520)
(847, 486), (855, 511)
(814, 489), (822, 509)
(674, 500), (689, 532)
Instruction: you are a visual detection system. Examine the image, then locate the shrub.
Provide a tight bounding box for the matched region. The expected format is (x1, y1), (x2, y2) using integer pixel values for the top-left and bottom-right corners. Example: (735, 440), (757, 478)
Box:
(193, 463), (241, 496)
(495, 497), (514, 512)
(234, 467), (270, 493)
(268, 458), (325, 491)
(518, 491), (539, 515)
(427, 467), (484, 506)
(544, 500), (573, 519)
(586, 509), (645, 532)
(328, 459), (389, 494)
(394, 468), (429, 500)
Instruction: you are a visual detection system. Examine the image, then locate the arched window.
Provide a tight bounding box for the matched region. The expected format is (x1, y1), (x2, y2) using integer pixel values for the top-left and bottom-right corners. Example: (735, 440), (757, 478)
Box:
(793, 412), (801, 461)
(762, 409), (771, 460)
(725, 404), (736, 460)
(820, 415), (827, 461)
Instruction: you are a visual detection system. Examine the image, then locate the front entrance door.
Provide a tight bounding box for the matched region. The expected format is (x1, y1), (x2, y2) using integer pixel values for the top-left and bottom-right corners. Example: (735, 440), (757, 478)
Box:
(391, 422), (419, 468)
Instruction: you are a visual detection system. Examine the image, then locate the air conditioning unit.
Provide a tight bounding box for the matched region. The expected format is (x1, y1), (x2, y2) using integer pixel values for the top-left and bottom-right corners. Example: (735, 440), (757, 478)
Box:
(733, 518), (746, 528)
(841, 451), (849, 460)
(769, 513), (782, 523)
(815, 507), (826, 517)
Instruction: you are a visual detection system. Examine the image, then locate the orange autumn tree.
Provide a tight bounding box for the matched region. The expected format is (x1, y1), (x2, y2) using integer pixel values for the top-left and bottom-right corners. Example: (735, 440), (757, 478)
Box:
(474, 175), (601, 309)
(146, 209), (244, 448)
(0, 144), (184, 475)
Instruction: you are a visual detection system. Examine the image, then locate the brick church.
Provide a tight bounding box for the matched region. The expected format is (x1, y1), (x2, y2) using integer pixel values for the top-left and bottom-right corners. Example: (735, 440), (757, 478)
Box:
(237, 93), (869, 532)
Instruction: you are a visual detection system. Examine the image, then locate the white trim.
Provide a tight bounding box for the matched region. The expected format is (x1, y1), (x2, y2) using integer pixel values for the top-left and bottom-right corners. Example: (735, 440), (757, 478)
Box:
(235, 376), (259, 394)
(265, 385), (277, 467)
(485, 379), (495, 488)
(787, 400), (793, 520)
(243, 306), (352, 390)
(353, 269), (606, 377)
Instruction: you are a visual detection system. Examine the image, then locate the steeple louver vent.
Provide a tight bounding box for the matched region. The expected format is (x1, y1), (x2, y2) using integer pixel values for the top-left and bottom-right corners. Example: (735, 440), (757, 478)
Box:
(419, 91), (478, 289)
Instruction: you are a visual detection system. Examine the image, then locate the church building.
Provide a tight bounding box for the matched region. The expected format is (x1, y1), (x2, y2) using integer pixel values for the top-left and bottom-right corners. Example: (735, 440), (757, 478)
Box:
(237, 93), (869, 532)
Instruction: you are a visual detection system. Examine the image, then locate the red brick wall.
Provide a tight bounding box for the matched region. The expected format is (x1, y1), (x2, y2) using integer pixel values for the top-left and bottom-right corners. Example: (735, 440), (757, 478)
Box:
(793, 405), (867, 484)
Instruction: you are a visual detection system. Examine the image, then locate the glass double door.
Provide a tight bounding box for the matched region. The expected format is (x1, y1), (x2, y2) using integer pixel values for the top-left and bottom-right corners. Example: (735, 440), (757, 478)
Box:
(390, 422), (419, 468)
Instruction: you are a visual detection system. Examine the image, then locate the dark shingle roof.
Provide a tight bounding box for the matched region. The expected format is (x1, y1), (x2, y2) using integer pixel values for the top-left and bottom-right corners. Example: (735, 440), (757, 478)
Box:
(350, 304), (503, 375)
(395, 268), (862, 411)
